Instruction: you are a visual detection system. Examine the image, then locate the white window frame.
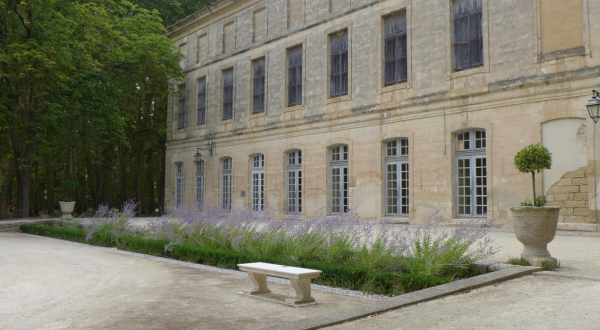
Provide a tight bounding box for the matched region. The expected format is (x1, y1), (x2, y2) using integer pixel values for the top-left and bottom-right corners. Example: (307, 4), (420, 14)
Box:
(222, 158), (232, 211)
(455, 129), (487, 217)
(385, 138), (409, 216)
(251, 154), (265, 211)
(175, 162), (184, 208)
(330, 145), (349, 214)
(196, 160), (204, 209)
(287, 150), (302, 214)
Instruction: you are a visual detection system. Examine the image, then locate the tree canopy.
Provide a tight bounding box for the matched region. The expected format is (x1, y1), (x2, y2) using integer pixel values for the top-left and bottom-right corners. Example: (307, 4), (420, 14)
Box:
(0, 0), (186, 218)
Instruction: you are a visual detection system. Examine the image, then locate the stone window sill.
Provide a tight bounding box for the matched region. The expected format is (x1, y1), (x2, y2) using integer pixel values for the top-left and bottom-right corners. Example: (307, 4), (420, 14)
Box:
(535, 46), (586, 64)
(448, 66), (487, 80)
(284, 104), (304, 112)
(326, 94), (351, 104)
(379, 82), (409, 94)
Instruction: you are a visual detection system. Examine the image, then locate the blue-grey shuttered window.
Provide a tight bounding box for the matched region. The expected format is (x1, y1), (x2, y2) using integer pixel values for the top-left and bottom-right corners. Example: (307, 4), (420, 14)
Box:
(453, 0), (483, 71)
(178, 85), (186, 129)
(197, 78), (206, 125)
(222, 69), (234, 120)
(252, 58), (266, 114)
(287, 46), (302, 107)
(330, 31), (348, 98)
(384, 13), (407, 86)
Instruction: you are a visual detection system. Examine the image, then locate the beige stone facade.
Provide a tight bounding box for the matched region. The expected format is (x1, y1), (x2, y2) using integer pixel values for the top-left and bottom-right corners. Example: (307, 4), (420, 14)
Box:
(165, 0), (600, 231)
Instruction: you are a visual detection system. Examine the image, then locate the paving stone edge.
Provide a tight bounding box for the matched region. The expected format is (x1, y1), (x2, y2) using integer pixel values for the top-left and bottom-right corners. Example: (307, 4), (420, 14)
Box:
(262, 265), (542, 330)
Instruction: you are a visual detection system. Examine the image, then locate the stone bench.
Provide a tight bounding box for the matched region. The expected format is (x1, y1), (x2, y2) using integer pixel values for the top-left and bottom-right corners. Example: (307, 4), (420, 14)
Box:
(237, 262), (322, 305)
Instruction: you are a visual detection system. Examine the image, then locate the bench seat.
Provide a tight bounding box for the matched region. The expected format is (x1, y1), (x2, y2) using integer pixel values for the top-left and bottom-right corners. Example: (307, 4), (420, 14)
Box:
(238, 262), (322, 305)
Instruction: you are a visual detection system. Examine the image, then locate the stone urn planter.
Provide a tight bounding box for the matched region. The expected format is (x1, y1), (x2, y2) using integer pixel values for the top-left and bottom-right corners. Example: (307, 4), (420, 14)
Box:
(510, 206), (560, 266)
(59, 201), (76, 219)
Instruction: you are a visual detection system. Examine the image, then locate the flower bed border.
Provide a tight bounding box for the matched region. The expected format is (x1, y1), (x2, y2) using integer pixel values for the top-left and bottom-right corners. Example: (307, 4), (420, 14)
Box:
(20, 224), (452, 295)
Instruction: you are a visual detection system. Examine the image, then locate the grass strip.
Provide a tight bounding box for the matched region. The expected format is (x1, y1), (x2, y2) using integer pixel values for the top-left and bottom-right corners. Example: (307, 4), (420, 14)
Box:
(20, 224), (452, 295)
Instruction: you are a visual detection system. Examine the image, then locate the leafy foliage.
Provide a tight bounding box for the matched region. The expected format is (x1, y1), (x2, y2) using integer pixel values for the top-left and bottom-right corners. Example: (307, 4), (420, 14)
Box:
(514, 144), (552, 174)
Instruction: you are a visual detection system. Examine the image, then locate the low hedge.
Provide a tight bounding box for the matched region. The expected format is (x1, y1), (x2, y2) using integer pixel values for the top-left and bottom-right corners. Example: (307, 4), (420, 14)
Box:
(20, 224), (117, 247)
(21, 224), (453, 295)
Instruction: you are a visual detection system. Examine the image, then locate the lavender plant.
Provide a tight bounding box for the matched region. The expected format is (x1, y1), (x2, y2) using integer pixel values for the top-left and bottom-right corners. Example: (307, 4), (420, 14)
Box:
(83, 200), (498, 278)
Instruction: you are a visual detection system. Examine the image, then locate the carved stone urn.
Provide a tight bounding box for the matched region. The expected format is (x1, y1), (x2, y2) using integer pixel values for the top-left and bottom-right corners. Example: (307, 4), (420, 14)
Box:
(59, 201), (76, 219)
(510, 206), (560, 266)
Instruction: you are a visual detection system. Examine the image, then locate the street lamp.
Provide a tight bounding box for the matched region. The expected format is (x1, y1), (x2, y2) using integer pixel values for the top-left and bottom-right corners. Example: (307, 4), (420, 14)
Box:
(586, 90), (600, 123)
(194, 141), (215, 163)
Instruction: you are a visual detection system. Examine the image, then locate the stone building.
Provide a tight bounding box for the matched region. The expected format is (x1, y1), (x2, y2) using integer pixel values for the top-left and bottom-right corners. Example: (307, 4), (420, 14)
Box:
(164, 0), (600, 231)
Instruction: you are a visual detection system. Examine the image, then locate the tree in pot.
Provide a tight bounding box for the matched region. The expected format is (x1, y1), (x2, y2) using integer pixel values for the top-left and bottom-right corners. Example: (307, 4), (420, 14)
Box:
(511, 144), (559, 266)
(59, 180), (77, 219)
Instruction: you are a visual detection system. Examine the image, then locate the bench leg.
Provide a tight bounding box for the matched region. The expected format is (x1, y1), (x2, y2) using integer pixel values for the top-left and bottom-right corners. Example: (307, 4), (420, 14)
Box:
(246, 272), (271, 294)
(285, 279), (315, 305)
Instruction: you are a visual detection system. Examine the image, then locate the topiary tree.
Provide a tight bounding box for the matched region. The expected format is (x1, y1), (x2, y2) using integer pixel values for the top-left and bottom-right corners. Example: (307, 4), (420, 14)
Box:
(61, 180), (76, 202)
(514, 144), (552, 207)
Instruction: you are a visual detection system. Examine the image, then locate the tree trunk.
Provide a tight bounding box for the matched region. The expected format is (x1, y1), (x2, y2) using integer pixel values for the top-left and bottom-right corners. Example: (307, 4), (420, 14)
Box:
(15, 167), (32, 218)
(47, 162), (55, 216)
(0, 161), (15, 219)
(532, 171), (537, 206)
(118, 143), (128, 205)
(158, 149), (166, 214)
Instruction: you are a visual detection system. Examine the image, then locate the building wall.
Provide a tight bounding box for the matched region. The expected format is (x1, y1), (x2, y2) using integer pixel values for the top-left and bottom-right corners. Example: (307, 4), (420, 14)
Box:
(164, 0), (600, 230)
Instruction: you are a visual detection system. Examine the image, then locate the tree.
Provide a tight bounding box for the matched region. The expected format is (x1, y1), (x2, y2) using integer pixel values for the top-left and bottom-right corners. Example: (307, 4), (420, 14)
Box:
(0, 0), (183, 217)
(514, 144), (552, 206)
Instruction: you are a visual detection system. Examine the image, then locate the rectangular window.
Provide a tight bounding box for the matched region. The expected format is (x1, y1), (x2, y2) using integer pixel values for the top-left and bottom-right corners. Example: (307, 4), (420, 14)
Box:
(385, 138), (409, 216)
(196, 161), (204, 208)
(330, 145), (349, 214)
(384, 13), (407, 86)
(287, 150), (302, 213)
(456, 129), (487, 217)
(222, 158), (232, 211)
(287, 46), (303, 107)
(330, 31), (348, 98)
(222, 69), (234, 120)
(178, 85), (186, 129)
(453, 0), (483, 71)
(175, 163), (183, 208)
(197, 78), (206, 125)
(251, 155), (264, 211)
(252, 59), (266, 114)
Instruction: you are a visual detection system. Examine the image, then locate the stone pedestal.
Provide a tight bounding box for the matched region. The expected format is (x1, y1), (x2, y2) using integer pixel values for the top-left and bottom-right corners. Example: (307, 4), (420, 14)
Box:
(511, 206), (560, 266)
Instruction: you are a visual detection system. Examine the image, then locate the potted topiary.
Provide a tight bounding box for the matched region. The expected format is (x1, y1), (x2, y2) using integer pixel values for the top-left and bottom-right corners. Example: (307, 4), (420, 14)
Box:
(511, 144), (559, 266)
(59, 180), (77, 219)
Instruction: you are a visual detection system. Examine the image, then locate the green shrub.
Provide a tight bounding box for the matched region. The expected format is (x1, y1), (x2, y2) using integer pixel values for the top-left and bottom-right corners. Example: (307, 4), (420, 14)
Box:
(541, 260), (559, 271)
(20, 224), (116, 247)
(514, 144), (552, 206)
(21, 224), (455, 295)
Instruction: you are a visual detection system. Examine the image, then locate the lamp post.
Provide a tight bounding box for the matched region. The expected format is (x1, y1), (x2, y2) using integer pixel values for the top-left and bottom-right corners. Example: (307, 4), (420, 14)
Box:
(194, 141), (216, 163)
(586, 90), (600, 226)
(586, 90), (600, 123)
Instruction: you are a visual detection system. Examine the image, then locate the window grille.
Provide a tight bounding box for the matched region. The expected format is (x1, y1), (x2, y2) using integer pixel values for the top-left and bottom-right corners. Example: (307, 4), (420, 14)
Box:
(330, 145), (349, 214)
(252, 59), (266, 114)
(197, 78), (206, 125)
(196, 160), (204, 208)
(222, 69), (234, 120)
(455, 129), (486, 217)
(287, 46), (303, 107)
(330, 31), (348, 98)
(453, 0), (483, 71)
(178, 85), (186, 129)
(251, 154), (264, 211)
(175, 162), (183, 208)
(222, 158), (232, 210)
(385, 138), (409, 216)
(287, 150), (302, 213)
(384, 13), (407, 86)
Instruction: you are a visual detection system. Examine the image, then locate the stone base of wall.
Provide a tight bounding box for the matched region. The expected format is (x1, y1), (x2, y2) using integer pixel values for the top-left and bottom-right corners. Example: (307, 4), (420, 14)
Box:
(546, 166), (590, 223)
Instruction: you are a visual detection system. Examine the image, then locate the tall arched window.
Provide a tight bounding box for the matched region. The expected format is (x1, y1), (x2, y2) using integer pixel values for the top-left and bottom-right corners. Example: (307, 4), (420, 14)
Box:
(196, 160), (204, 208)
(221, 158), (232, 211)
(251, 154), (265, 211)
(385, 138), (409, 216)
(455, 129), (487, 216)
(287, 150), (302, 213)
(330, 145), (349, 214)
(175, 162), (184, 208)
